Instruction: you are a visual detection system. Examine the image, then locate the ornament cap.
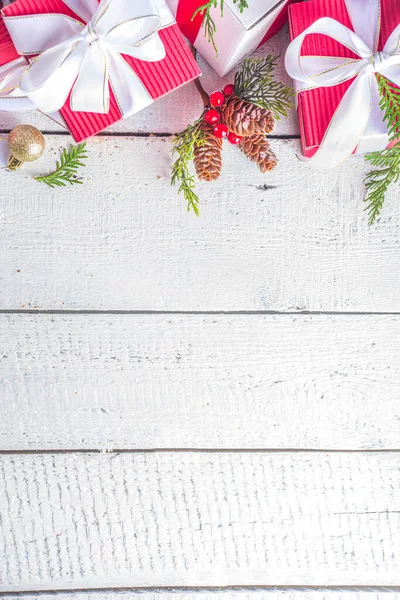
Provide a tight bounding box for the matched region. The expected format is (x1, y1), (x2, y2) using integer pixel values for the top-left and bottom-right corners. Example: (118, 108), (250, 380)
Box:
(7, 125), (45, 170)
(7, 156), (24, 171)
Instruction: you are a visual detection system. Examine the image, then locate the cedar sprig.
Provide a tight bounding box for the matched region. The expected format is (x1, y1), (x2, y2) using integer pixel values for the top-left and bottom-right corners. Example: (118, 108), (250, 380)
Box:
(171, 119), (204, 216)
(234, 56), (295, 120)
(35, 142), (87, 188)
(376, 74), (400, 140)
(364, 75), (400, 224)
(364, 144), (400, 224)
(193, 0), (248, 57)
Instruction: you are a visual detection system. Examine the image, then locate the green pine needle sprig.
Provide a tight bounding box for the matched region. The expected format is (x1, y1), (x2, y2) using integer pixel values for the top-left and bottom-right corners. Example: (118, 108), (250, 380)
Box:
(234, 56), (295, 120)
(364, 144), (400, 225)
(376, 74), (400, 140)
(364, 75), (400, 224)
(35, 142), (87, 188)
(192, 0), (248, 57)
(171, 119), (204, 216)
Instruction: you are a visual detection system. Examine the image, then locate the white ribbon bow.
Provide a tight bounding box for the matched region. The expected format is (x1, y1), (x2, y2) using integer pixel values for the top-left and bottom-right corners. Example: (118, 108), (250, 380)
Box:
(3, 0), (168, 114)
(285, 0), (400, 169)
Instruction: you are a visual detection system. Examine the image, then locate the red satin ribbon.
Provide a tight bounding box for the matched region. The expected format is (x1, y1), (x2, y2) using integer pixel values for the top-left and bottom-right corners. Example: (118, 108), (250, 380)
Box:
(176, 0), (204, 44)
(258, 0), (294, 46)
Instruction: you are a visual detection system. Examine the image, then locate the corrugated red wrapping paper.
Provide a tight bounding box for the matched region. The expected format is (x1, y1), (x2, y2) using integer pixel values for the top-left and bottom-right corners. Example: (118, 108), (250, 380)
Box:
(289, 0), (400, 157)
(3, 0), (201, 141)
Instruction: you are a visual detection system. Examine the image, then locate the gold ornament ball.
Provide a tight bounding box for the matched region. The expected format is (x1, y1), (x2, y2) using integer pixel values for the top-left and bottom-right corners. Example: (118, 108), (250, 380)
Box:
(8, 125), (45, 170)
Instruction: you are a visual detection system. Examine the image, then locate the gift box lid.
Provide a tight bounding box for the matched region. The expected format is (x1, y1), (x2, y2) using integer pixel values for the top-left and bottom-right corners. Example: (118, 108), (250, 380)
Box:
(228, 0), (293, 30)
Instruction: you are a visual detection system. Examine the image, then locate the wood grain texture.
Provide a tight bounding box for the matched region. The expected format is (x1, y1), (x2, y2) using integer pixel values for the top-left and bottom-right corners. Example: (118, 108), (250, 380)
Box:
(0, 16), (399, 597)
(0, 30), (297, 136)
(1, 452), (400, 591)
(1, 313), (399, 451)
(2, 592), (400, 600)
(1, 136), (399, 312)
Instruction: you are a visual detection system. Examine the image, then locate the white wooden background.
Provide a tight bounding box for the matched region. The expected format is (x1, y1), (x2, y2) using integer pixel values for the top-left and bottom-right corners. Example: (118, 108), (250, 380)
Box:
(0, 27), (400, 600)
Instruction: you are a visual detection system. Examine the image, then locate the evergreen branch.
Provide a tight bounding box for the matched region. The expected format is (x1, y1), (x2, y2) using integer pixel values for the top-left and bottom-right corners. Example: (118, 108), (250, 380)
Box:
(234, 56), (295, 120)
(377, 74), (400, 141)
(171, 119), (204, 216)
(35, 142), (87, 188)
(364, 143), (400, 224)
(192, 0), (248, 57)
(364, 75), (400, 224)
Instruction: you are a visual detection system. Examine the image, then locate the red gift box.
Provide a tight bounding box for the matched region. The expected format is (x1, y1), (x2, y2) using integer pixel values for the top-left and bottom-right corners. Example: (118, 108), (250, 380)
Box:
(288, 0), (400, 158)
(2, 0), (201, 141)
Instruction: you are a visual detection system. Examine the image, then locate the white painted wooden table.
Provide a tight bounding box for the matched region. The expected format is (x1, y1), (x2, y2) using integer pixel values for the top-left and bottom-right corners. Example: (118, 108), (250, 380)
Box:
(1, 28), (400, 600)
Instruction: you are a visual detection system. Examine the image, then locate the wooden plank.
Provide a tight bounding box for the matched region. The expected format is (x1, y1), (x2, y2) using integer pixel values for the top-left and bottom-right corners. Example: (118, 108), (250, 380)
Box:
(0, 452), (399, 590)
(2, 591), (400, 600)
(1, 314), (399, 451)
(0, 31), (297, 136)
(1, 136), (399, 312)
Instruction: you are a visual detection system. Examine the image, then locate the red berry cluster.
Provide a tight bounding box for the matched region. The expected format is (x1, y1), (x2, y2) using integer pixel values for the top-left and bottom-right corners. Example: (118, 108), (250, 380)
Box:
(203, 84), (241, 145)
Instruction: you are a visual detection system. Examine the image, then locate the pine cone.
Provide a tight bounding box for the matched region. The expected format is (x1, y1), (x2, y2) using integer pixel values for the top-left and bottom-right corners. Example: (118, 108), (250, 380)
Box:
(239, 135), (278, 173)
(194, 121), (223, 182)
(222, 95), (275, 137)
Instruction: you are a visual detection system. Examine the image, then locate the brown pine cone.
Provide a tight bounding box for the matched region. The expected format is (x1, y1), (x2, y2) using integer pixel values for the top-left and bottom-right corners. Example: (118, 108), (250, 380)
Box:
(194, 121), (223, 182)
(239, 135), (278, 173)
(222, 95), (275, 137)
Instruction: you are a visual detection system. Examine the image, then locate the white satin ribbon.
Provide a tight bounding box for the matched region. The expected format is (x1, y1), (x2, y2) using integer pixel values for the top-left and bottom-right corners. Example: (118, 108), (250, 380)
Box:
(2, 0), (169, 114)
(285, 0), (400, 169)
(0, 58), (37, 110)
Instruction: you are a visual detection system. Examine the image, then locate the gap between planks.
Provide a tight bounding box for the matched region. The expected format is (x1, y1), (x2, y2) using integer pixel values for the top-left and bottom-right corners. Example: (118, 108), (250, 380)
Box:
(1, 449), (400, 456)
(1, 310), (400, 316)
(2, 586), (400, 596)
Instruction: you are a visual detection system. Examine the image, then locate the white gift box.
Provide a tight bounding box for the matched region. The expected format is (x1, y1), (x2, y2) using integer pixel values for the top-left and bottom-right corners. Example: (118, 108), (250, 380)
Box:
(167, 0), (293, 76)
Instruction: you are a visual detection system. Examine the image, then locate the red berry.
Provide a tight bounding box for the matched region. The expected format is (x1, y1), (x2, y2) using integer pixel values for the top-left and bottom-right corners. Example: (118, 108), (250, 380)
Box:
(228, 132), (242, 145)
(213, 123), (229, 139)
(204, 109), (220, 125)
(224, 84), (235, 96)
(210, 90), (225, 107)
